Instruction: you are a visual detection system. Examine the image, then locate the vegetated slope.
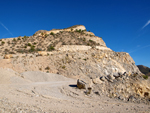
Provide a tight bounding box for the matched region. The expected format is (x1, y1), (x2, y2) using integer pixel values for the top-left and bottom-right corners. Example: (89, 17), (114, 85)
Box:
(137, 65), (150, 76)
(0, 26), (105, 55)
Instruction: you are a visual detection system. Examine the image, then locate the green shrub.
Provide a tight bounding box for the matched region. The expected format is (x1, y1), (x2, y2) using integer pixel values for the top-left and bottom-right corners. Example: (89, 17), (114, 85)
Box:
(143, 75), (148, 79)
(83, 59), (87, 61)
(48, 46), (55, 51)
(45, 34), (48, 38)
(83, 38), (86, 41)
(45, 66), (50, 70)
(18, 37), (21, 40)
(29, 45), (35, 52)
(13, 38), (16, 42)
(62, 65), (65, 69)
(28, 43), (32, 46)
(33, 42), (37, 45)
(50, 32), (54, 35)
(1, 41), (5, 45)
(75, 29), (82, 33)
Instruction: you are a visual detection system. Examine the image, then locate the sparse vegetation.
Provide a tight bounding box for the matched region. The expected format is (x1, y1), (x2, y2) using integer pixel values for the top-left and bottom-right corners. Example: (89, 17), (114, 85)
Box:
(50, 32), (54, 35)
(47, 46), (55, 51)
(89, 39), (94, 43)
(29, 45), (35, 52)
(45, 34), (48, 38)
(75, 29), (82, 33)
(143, 75), (148, 79)
(13, 39), (16, 42)
(28, 43), (32, 46)
(18, 37), (21, 40)
(1, 41), (5, 45)
(33, 42), (37, 45)
(83, 59), (87, 61)
(62, 65), (66, 69)
(45, 66), (50, 70)
(41, 32), (44, 37)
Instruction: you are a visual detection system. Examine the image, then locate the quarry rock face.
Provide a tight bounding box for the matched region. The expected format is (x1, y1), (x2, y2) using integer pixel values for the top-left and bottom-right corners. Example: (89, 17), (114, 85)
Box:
(0, 25), (142, 78)
(0, 25), (141, 78)
(0, 25), (149, 105)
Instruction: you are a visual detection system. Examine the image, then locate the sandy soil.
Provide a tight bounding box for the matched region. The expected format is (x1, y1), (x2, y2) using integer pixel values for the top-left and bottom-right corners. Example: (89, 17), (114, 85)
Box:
(0, 68), (149, 113)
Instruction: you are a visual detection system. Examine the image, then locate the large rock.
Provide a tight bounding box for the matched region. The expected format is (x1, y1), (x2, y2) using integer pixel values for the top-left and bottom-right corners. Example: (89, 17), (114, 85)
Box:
(77, 79), (87, 89)
(92, 77), (103, 84)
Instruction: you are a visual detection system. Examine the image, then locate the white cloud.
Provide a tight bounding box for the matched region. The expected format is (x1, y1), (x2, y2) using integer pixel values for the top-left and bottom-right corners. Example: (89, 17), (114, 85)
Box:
(0, 22), (13, 36)
(129, 45), (150, 53)
(141, 20), (150, 30)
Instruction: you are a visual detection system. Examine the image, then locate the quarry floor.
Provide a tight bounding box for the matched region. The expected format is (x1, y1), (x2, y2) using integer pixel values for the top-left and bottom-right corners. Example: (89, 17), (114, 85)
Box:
(0, 69), (149, 113)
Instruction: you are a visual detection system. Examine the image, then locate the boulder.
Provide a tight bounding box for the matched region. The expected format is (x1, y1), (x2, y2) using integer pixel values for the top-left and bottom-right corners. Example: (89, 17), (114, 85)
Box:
(107, 73), (115, 80)
(113, 73), (120, 78)
(92, 77), (103, 84)
(105, 76), (113, 82)
(100, 76), (106, 81)
(77, 79), (86, 89)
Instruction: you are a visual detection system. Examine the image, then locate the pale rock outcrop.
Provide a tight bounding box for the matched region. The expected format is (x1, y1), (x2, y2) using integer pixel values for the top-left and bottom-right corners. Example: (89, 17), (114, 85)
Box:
(58, 45), (92, 51)
(4, 54), (13, 59)
(38, 51), (47, 56)
(96, 46), (112, 51)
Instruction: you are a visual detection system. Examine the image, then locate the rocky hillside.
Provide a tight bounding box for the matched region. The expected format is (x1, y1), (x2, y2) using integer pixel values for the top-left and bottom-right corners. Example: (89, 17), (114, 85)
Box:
(0, 25), (150, 105)
(137, 65), (150, 76)
(0, 25), (105, 55)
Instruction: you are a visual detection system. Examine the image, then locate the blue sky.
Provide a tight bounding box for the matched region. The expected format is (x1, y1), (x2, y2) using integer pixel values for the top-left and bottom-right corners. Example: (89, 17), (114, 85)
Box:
(0, 0), (150, 67)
